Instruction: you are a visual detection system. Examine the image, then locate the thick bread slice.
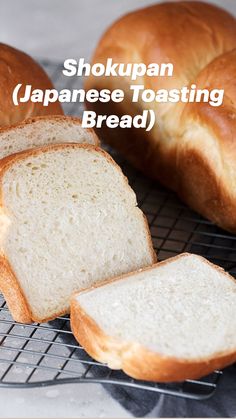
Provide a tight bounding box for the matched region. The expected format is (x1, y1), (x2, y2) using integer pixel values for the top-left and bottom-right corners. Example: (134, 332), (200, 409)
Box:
(0, 143), (156, 323)
(71, 253), (236, 382)
(0, 115), (98, 159)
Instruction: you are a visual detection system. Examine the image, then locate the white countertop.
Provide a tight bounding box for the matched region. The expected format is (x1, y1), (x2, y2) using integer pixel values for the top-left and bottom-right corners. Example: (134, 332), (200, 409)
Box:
(0, 1), (235, 417)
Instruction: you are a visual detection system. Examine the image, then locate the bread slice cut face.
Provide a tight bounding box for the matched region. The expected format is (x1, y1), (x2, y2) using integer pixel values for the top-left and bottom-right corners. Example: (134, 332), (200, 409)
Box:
(71, 253), (236, 382)
(0, 144), (156, 323)
(0, 115), (98, 159)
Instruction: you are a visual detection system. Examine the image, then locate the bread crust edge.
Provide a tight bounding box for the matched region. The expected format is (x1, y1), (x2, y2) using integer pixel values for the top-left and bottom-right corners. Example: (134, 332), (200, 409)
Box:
(70, 253), (236, 382)
(0, 115), (100, 147)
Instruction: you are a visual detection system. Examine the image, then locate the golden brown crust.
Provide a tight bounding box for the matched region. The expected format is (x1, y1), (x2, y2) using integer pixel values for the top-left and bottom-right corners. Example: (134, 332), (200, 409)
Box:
(71, 253), (236, 382)
(0, 255), (32, 323)
(85, 2), (236, 232)
(0, 43), (63, 127)
(0, 143), (155, 323)
(0, 115), (100, 146)
(71, 300), (236, 382)
(176, 147), (236, 233)
(176, 49), (236, 232)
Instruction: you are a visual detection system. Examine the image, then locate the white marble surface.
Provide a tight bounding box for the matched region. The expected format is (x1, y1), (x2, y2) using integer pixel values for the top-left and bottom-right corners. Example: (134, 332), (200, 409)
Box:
(0, 384), (131, 418)
(0, 0), (235, 417)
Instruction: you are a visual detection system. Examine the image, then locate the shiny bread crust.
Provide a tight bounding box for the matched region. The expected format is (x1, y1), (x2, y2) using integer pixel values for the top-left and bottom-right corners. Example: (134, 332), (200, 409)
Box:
(85, 2), (236, 232)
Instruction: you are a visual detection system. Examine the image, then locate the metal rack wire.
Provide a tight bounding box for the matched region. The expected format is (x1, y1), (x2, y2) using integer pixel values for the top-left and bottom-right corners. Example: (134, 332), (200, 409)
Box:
(0, 60), (235, 400)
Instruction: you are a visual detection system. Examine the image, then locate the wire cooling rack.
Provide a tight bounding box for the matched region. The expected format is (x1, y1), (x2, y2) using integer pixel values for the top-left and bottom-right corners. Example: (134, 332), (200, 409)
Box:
(0, 60), (235, 400)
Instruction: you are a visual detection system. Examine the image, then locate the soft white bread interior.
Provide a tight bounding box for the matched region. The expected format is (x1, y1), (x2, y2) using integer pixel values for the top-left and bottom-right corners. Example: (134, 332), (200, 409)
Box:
(0, 115), (99, 159)
(0, 144), (156, 323)
(71, 253), (236, 382)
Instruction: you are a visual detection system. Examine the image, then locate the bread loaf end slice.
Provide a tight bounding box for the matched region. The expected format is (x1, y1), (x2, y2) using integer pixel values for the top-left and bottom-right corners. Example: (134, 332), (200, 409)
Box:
(71, 253), (236, 382)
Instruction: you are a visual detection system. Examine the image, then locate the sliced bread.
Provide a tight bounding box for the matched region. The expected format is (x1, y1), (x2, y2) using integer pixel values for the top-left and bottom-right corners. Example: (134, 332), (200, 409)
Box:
(0, 143), (156, 323)
(71, 253), (236, 382)
(0, 115), (98, 159)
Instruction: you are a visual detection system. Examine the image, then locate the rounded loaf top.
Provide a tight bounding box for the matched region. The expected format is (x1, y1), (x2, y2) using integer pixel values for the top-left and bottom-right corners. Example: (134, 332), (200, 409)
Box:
(0, 43), (63, 127)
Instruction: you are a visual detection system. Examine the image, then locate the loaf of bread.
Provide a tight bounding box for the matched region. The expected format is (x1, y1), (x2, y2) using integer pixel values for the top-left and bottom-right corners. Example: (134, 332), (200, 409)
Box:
(85, 2), (236, 232)
(0, 115), (98, 158)
(0, 43), (63, 127)
(0, 143), (156, 323)
(71, 253), (236, 382)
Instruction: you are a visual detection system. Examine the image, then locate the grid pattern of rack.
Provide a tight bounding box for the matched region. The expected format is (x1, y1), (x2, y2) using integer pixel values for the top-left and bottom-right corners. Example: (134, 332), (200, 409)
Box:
(0, 61), (235, 400)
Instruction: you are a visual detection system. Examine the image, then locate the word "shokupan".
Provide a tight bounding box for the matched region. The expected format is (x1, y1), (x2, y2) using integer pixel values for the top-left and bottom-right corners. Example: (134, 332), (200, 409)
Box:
(63, 58), (173, 81)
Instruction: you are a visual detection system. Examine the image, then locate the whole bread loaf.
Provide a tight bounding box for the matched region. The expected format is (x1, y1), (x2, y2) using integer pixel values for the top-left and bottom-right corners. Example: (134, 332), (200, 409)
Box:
(85, 1), (236, 232)
(0, 143), (156, 323)
(71, 253), (236, 382)
(0, 43), (62, 127)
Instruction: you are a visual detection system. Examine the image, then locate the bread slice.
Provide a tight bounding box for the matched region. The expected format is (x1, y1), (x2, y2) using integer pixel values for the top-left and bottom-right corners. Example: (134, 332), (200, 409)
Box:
(0, 143), (156, 323)
(0, 115), (98, 159)
(71, 253), (236, 382)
